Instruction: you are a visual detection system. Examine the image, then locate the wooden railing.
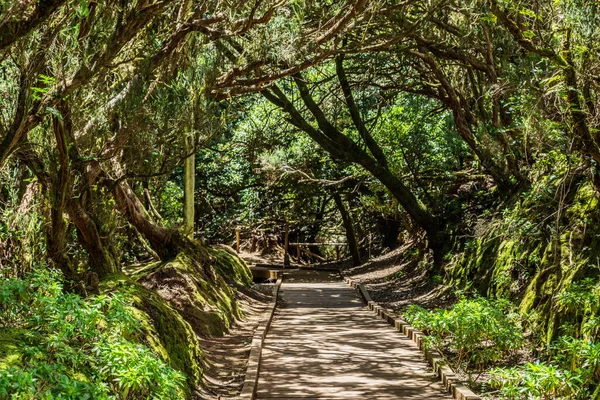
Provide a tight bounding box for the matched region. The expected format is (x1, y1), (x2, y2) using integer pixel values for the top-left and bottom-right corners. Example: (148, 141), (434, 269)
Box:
(234, 222), (377, 266)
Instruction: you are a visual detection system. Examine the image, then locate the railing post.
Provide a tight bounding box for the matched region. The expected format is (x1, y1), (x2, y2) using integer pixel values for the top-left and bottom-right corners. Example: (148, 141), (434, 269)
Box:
(235, 227), (241, 253)
(284, 220), (290, 267)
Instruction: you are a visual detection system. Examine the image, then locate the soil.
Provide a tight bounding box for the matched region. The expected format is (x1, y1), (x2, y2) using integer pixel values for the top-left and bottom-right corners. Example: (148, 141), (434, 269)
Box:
(343, 242), (455, 311)
(238, 251), (287, 266)
(194, 284), (273, 399)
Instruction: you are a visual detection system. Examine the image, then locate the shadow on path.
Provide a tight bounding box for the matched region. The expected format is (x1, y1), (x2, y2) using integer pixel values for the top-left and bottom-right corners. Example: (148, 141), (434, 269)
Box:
(256, 270), (451, 399)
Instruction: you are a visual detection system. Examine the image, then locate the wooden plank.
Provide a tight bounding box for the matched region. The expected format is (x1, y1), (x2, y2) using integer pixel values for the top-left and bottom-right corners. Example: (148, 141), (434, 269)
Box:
(289, 242), (348, 246)
(254, 274), (451, 399)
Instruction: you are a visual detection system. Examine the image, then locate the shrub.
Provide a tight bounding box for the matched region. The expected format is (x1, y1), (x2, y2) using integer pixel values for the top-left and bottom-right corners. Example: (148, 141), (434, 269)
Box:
(0, 268), (185, 399)
(555, 278), (600, 340)
(489, 337), (600, 399)
(403, 297), (523, 375)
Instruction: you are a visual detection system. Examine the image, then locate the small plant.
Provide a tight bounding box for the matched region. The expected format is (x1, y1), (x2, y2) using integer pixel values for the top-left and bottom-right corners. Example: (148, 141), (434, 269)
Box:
(403, 297), (523, 378)
(489, 336), (600, 399)
(555, 278), (600, 340)
(489, 361), (585, 399)
(387, 270), (405, 281)
(0, 268), (186, 399)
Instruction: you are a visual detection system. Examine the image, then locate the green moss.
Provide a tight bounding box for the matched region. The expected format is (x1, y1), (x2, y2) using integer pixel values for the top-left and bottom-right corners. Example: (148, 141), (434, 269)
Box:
(567, 182), (599, 220)
(122, 261), (163, 280)
(520, 278), (538, 315)
(446, 173), (600, 347)
(155, 246), (252, 337)
(133, 285), (203, 387)
(100, 273), (203, 392)
(210, 245), (253, 287)
(490, 239), (517, 299)
(0, 328), (25, 369)
(95, 242), (254, 394)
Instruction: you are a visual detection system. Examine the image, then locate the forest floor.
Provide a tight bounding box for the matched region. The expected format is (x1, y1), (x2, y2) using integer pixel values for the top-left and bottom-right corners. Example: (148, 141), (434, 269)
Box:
(194, 284), (273, 399)
(342, 242), (455, 311)
(238, 251), (288, 266)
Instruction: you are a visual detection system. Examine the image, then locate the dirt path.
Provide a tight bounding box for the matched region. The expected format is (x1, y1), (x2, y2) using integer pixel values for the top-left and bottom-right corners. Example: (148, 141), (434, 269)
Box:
(194, 286), (272, 399)
(255, 270), (451, 399)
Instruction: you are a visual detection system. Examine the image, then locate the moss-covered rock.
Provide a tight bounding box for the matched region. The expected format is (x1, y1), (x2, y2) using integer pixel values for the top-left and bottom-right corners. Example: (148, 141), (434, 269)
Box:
(137, 250), (248, 337)
(446, 178), (600, 346)
(210, 245), (253, 287)
(0, 328), (24, 369)
(100, 241), (253, 394)
(100, 273), (204, 391)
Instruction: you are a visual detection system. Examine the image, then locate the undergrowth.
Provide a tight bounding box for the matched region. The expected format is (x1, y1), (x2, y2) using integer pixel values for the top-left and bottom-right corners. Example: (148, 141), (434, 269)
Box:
(0, 267), (185, 399)
(403, 283), (600, 399)
(488, 279), (600, 399)
(403, 296), (523, 381)
(489, 336), (600, 399)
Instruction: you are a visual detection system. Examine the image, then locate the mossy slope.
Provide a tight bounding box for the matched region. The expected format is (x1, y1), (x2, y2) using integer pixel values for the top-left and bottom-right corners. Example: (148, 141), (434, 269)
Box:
(447, 176), (600, 344)
(102, 243), (253, 394)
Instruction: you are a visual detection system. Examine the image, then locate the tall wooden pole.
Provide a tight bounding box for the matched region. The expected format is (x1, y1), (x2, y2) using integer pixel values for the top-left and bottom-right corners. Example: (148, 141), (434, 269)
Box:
(183, 134), (195, 238)
(284, 220), (290, 267)
(235, 227), (241, 253)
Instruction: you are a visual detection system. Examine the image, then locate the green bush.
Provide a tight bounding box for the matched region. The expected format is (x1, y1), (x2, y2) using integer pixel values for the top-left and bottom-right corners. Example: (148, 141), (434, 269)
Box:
(403, 297), (523, 375)
(489, 337), (600, 399)
(555, 278), (600, 340)
(489, 361), (584, 399)
(0, 268), (185, 399)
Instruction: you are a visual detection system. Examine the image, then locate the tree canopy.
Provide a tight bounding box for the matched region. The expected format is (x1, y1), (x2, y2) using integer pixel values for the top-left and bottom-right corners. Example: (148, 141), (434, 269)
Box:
(2, 0), (600, 398)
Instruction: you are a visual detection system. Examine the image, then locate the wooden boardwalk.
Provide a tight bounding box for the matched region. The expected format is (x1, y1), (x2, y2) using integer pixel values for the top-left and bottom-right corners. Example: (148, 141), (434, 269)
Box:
(255, 270), (451, 399)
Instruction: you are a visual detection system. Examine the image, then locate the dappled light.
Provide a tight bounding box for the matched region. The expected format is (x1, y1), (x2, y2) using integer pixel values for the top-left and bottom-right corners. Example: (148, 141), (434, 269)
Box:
(2, 0), (600, 398)
(256, 273), (450, 399)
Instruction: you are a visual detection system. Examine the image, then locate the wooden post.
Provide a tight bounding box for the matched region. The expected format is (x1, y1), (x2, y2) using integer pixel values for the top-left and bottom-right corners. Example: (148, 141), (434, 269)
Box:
(296, 244), (301, 263)
(368, 233), (372, 260)
(235, 227), (241, 253)
(284, 220), (290, 267)
(183, 135), (195, 238)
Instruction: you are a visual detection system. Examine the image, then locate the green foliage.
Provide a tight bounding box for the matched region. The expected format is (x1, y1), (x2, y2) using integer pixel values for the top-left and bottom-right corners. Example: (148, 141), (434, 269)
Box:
(489, 337), (600, 399)
(0, 268), (185, 399)
(159, 180), (184, 228)
(556, 278), (600, 340)
(107, 274), (204, 389)
(403, 297), (523, 375)
(376, 94), (467, 183)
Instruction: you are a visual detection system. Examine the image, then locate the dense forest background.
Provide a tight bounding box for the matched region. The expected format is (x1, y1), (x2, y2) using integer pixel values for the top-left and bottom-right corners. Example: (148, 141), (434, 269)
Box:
(1, 0), (600, 398)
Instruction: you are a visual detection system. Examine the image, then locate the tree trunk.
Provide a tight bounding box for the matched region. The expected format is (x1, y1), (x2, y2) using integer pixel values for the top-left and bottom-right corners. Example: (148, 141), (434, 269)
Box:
(113, 180), (177, 257)
(263, 81), (444, 264)
(66, 199), (118, 279)
(111, 178), (208, 263)
(377, 217), (401, 249)
(333, 193), (361, 266)
(183, 134), (195, 237)
(360, 157), (441, 248)
(52, 107), (118, 288)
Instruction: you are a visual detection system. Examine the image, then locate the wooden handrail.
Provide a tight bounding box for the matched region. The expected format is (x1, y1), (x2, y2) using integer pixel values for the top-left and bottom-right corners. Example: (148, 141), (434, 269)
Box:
(289, 242), (348, 246)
